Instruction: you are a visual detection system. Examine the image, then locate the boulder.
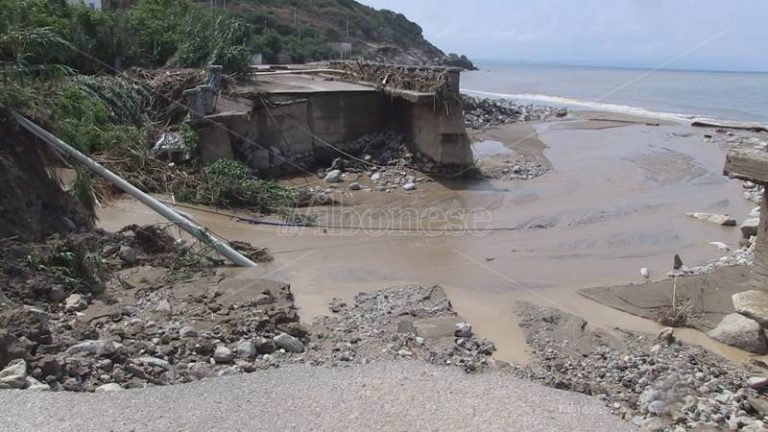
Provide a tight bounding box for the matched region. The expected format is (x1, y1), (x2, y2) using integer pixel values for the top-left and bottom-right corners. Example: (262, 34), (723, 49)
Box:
(236, 340), (256, 360)
(274, 333), (305, 353)
(708, 313), (767, 354)
(65, 294), (89, 312)
(0, 359), (27, 389)
(213, 346), (234, 363)
(684, 212), (737, 226)
(733, 290), (768, 327)
(741, 218), (760, 239)
(324, 170), (343, 183)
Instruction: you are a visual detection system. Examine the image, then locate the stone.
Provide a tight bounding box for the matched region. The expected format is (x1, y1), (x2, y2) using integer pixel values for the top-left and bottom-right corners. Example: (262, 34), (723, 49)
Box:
(155, 299), (172, 314)
(707, 313), (767, 354)
(749, 206), (761, 218)
(65, 294), (88, 312)
(236, 340), (256, 360)
(118, 246), (138, 265)
(133, 357), (171, 370)
(684, 212), (737, 226)
(747, 376), (768, 390)
(370, 172), (382, 182)
(66, 340), (106, 356)
(349, 182), (362, 191)
(179, 326), (198, 338)
(733, 290), (768, 327)
(274, 333), (305, 353)
(0, 359), (27, 389)
(0, 331), (27, 370)
(324, 170), (343, 183)
(25, 377), (50, 391)
(48, 285), (66, 302)
(95, 383), (122, 392)
(285, 322), (308, 338)
(454, 323), (472, 338)
(640, 267), (650, 279)
(37, 356), (61, 379)
(403, 182), (417, 191)
(741, 218), (760, 239)
(213, 346), (234, 363)
(1, 308), (52, 344)
(254, 337), (276, 354)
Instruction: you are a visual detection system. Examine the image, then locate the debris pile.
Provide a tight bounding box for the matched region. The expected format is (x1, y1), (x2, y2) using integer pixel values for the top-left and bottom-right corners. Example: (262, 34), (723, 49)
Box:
(0, 225), (282, 392)
(462, 95), (568, 129)
(307, 285), (497, 372)
(514, 303), (767, 431)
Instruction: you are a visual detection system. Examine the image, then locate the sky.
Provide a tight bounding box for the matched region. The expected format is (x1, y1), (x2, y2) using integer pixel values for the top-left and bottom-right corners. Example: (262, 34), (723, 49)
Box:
(359, 0), (768, 72)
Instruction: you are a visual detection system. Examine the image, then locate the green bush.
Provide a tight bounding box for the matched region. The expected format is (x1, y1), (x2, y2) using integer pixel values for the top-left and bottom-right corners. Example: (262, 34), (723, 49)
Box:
(203, 159), (295, 211)
(52, 84), (142, 153)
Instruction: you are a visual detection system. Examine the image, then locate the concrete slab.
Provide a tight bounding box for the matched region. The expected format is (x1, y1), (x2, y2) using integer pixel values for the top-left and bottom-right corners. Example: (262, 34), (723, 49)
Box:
(237, 74), (376, 94)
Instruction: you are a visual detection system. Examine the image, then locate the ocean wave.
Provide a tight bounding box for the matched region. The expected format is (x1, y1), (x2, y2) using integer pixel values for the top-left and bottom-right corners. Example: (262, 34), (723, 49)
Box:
(460, 89), (696, 122)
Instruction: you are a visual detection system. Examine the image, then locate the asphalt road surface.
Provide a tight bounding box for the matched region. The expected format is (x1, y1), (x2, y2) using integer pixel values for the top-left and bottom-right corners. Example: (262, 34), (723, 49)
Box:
(0, 361), (635, 431)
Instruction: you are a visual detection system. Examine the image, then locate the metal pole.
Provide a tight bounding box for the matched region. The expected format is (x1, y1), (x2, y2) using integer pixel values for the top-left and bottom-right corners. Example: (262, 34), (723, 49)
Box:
(13, 113), (257, 268)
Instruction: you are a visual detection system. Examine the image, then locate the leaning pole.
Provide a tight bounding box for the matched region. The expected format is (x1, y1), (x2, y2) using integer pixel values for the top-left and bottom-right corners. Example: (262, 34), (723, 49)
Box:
(13, 113), (257, 268)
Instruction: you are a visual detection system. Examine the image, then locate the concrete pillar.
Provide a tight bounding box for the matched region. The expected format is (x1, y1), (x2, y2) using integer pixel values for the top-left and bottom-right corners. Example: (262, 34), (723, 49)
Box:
(752, 187), (768, 291)
(183, 87), (204, 121)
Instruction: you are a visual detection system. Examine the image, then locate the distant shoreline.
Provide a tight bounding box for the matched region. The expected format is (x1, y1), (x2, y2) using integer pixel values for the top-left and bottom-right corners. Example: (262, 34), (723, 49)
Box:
(461, 88), (768, 129)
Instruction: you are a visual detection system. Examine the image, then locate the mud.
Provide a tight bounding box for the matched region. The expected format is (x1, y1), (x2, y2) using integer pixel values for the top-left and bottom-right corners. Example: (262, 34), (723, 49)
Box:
(581, 266), (751, 332)
(97, 115), (760, 366)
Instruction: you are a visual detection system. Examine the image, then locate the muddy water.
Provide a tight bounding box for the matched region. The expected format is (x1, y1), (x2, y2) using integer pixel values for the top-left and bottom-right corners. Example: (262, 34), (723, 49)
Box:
(98, 119), (754, 364)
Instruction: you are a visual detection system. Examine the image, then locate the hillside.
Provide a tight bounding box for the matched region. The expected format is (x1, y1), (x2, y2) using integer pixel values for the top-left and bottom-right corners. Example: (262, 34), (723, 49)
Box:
(215, 0), (470, 66)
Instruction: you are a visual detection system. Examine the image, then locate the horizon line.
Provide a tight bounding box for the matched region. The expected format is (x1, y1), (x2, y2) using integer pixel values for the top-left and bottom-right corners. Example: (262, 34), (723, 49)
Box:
(467, 59), (768, 75)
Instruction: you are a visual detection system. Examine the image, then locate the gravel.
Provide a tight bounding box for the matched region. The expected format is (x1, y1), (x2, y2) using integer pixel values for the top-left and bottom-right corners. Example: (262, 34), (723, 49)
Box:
(0, 361), (636, 432)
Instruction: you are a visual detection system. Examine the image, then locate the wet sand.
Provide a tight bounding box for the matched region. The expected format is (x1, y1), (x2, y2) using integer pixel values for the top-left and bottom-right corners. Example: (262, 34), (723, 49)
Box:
(98, 116), (755, 364)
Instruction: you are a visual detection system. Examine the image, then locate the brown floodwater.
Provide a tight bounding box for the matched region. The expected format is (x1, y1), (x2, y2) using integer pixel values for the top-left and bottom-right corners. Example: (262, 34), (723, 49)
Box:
(98, 119), (754, 364)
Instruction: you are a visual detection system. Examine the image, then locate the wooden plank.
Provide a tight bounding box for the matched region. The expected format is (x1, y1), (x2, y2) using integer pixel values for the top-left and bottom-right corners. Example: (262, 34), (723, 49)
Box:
(724, 147), (768, 183)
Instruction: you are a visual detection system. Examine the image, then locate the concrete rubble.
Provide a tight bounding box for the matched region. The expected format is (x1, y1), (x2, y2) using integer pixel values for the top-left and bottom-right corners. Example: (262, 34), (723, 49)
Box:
(513, 302), (768, 431)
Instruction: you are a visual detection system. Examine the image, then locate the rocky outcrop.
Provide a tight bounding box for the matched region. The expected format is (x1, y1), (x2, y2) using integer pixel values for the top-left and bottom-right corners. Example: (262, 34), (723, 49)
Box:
(707, 313), (767, 354)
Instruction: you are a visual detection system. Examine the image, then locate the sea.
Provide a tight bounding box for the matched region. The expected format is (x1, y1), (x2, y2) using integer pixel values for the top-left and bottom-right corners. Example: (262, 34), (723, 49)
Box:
(461, 63), (768, 125)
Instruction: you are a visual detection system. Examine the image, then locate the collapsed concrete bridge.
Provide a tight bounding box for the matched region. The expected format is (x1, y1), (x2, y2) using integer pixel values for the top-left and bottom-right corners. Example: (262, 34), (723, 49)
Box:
(184, 63), (473, 176)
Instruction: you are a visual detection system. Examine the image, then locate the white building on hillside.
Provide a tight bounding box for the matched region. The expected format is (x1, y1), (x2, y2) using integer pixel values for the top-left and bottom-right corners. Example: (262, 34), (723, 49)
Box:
(66, 0), (102, 10)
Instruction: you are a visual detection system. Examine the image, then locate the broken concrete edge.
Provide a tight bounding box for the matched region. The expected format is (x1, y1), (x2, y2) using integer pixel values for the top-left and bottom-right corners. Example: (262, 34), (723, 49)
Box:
(724, 147), (768, 184)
